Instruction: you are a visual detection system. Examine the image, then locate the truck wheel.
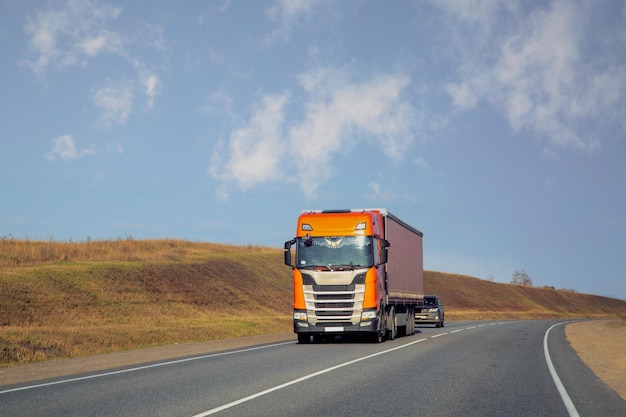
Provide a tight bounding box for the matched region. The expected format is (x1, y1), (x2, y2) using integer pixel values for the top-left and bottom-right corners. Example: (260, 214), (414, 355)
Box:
(297, 334), (310, 344)
(371, 308), (386, 343)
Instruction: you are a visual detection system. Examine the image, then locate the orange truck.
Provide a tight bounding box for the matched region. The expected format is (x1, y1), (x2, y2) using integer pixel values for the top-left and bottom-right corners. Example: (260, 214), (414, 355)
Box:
(284, 209), (424, 343)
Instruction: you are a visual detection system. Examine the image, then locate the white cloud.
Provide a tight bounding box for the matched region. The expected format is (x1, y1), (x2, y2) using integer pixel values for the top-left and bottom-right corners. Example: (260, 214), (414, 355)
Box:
(76, 34), (107, 56)
(443, 82), (478, 109)
(261, 0), (325, 46)
(267, 0), (320, 23)
(211, 69), (418, 200)
(198, 0), (231, 25)
(93, 83), (133, 127)
(23, 1), (164, 126)
(211, 94), (289, 196)
(23, 0), (122, 76)
(288, 72), (414, 197)
(437, 0), (626, 153)
(142, 73), (161, 109)
(434, 0), (509, 24)
(46, 134), (95, 160)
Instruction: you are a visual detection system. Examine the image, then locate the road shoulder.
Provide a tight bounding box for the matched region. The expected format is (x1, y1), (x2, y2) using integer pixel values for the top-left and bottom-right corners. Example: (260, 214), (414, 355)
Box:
(565, 320), (626, 400)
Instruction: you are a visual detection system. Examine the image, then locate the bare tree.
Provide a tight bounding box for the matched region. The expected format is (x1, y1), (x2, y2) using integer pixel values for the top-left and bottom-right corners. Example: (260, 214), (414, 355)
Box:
(511, 270), (533, 286)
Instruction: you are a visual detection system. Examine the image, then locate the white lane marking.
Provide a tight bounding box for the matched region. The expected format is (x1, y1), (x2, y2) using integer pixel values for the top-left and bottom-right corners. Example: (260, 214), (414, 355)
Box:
(544, 322), (580, 417)
(451, 329), (464, 333)
(466, 326), (477, 329)
(431, 333), (448, 338)
(0, 341), (295, 395)
(191, 338), (429, 417)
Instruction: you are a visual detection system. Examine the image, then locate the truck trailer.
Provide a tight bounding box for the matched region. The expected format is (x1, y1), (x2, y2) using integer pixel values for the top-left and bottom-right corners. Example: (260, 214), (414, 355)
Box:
(284, 209), (424, 343)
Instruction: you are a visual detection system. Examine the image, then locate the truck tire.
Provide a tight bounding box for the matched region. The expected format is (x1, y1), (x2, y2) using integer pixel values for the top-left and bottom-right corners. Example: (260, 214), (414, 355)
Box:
(372, 307), (386, 343)
(297, 334), (310, 344)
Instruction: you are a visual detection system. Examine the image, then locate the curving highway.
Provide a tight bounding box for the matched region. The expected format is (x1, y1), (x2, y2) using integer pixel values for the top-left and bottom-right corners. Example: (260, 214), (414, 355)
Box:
(2, 320), (624, 417)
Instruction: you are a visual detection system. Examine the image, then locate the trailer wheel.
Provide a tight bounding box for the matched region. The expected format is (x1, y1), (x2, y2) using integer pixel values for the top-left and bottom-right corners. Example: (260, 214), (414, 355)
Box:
(297, 334), (310, 344)
(406, 308), (415, 336)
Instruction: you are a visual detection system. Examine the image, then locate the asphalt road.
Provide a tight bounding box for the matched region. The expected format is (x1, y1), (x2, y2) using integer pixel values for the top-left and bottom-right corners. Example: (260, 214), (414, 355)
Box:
(2, 320), (624, 417)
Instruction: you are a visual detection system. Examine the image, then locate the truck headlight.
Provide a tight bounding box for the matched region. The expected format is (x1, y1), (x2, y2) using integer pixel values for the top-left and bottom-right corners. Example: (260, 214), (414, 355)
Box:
(294, 311), (308, 321)
(361, 309), (377, 321)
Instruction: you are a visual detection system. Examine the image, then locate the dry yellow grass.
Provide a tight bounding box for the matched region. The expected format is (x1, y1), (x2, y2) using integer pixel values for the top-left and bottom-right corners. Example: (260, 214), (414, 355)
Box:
(566, 320), (626, 400)
(0, 237), (261, 266)
(0, 239), (293, 366)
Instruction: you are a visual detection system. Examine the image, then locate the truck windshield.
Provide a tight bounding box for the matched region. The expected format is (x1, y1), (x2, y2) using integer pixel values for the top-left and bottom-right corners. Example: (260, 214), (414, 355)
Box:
(297, 236), (374, 270)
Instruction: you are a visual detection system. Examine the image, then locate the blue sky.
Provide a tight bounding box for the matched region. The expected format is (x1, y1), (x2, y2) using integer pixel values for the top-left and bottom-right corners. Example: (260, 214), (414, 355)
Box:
(1, 0), (625, 300)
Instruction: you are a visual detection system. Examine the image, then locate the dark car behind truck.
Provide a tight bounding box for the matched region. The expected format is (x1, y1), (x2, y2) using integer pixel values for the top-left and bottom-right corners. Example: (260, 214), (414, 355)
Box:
(415, 295), (445, 327)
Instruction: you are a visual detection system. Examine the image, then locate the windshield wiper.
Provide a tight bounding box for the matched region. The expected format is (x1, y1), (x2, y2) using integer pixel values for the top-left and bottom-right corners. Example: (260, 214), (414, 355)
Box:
(301, 265), (332, 271)
(332, 264), (365, 271)
(301, 264), (366, 271)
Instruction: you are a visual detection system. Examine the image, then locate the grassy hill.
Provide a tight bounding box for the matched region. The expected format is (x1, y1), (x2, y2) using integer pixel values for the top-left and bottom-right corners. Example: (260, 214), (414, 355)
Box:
(1, 239), (624, 366)
(425, 271), (625, 320)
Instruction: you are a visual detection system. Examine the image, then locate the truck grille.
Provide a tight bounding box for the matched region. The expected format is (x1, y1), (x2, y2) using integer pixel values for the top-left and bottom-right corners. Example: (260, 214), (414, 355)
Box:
(315, 293), (353, 300)
(313, 284), (355, 292)
(316, 310), (354, 317)
(315, 302), (353, 309)
(304, 285), (364, 323)
(301, 273), (366, 324)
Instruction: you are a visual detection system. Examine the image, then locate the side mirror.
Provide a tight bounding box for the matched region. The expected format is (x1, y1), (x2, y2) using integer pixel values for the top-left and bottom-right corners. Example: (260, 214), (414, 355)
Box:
(380, 239), (390, 264)
(284, 239), (296, 267)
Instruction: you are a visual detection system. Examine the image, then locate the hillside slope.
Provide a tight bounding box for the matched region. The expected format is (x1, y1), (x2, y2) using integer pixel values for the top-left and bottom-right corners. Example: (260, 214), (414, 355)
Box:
(0, 243), (294, 365)
(1, 240), (625, 366)
(424, 271), (626, 320)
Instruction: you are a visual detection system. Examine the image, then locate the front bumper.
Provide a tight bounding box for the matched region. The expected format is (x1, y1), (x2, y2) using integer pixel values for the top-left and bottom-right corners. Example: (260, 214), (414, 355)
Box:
(415, 313), (441, 324)
(294, 319), (379, 335)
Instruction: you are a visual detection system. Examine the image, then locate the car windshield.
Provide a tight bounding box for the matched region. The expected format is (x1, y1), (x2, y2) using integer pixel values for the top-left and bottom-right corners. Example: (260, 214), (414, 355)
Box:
(297, 236), (374, 270)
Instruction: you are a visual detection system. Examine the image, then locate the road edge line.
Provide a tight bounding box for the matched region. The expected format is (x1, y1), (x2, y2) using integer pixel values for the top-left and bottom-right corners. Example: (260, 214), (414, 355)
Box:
(544, 321), (580, 417)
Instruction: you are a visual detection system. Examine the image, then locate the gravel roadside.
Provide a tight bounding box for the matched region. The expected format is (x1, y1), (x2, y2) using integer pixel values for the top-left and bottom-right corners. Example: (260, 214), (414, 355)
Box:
(566, 319), (626, 400)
